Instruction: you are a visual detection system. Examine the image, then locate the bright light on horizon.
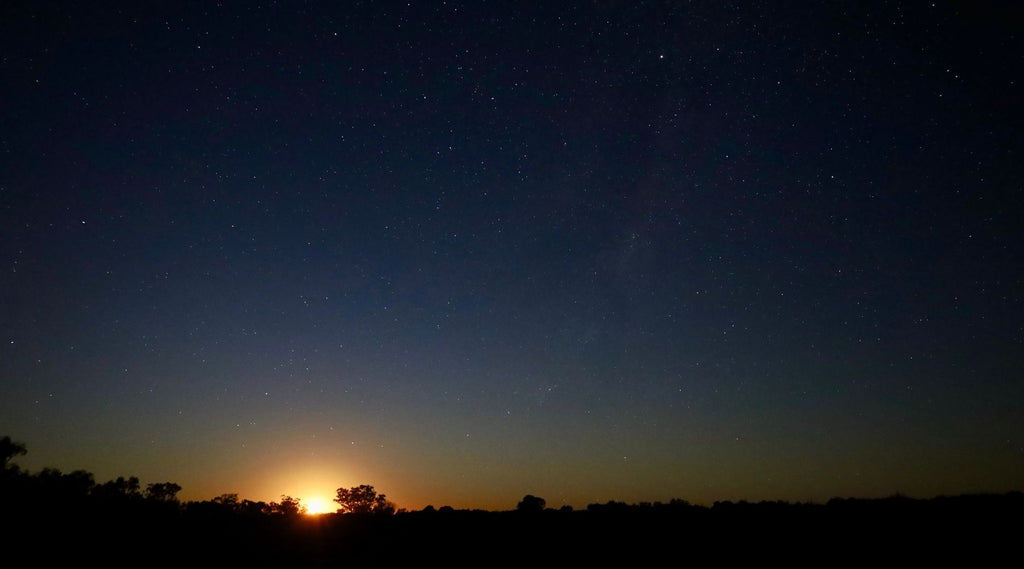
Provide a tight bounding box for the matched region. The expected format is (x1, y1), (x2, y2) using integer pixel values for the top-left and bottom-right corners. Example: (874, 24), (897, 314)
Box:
(305, 497), (332, 515)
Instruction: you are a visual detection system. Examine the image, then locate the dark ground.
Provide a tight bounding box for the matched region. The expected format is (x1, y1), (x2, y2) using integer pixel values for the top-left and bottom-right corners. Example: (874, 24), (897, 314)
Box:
(8, 493), (1020, 567)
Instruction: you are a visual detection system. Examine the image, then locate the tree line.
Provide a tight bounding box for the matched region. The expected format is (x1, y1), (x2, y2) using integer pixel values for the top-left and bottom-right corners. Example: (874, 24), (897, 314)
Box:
(3, 435), (1021, 565)
(5, 435), (1023, 520)
(1, 435), (397, 517)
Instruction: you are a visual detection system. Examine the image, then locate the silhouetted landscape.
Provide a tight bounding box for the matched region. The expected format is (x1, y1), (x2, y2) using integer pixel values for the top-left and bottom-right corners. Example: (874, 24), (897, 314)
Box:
(3, 436), (1019, 566)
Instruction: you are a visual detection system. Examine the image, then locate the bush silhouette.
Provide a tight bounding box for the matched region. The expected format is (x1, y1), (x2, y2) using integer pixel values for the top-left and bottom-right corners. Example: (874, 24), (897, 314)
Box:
(517, 494), (546, 512)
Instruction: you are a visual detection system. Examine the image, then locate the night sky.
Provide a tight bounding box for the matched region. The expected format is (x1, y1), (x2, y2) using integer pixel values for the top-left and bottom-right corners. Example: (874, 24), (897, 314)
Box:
(2, 2), (1022, 511)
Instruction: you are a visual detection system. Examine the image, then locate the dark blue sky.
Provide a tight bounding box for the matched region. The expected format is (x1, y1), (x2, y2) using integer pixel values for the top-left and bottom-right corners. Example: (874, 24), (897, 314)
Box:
(2, 1), (1021, 509)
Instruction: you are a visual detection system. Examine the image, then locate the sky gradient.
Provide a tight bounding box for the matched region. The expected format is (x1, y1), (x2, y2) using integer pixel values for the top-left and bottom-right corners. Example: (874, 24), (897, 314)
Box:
(2, 1), (1022, 511)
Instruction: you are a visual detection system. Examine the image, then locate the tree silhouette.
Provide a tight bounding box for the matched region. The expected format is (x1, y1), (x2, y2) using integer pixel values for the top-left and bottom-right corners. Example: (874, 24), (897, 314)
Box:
(1, 436), (27, 470)
(270, 495), (305, 516)
(145, 482), (182, 503)
(334, 484), (395, 514)
(212, 493), (240, 510)
(239, 499), (272, 516)
(517, 494), (546, 513)
(93, 476), (142, 503)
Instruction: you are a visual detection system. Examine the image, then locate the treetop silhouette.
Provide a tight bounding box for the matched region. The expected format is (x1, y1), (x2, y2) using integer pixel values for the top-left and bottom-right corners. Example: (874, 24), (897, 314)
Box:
(1, 436), (27, 470)
(334, 484), (395, 514)
(517, 494), (546, 512)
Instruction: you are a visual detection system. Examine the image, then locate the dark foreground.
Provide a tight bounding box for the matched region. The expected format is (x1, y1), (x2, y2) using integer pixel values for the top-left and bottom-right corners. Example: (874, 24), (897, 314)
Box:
(8, 493), (1021, 567)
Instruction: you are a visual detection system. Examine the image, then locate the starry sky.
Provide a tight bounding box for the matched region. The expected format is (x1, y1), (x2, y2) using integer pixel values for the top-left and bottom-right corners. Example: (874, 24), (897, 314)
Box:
(2, 1), (1022, 510)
